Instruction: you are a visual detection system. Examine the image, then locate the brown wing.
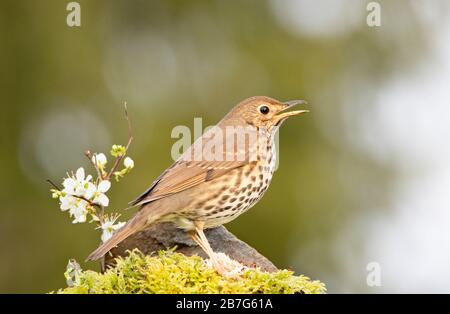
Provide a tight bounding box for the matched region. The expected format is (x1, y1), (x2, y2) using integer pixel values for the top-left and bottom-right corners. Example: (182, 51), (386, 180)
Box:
(129, 125), (259, 206)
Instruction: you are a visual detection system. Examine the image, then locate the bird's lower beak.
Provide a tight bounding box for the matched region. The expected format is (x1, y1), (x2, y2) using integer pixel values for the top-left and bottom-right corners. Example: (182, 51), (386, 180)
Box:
(274, 100), (309, 126)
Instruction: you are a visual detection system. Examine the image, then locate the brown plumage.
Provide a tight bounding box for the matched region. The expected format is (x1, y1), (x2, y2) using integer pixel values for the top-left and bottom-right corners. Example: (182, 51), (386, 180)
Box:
(86, 96), (308, 273)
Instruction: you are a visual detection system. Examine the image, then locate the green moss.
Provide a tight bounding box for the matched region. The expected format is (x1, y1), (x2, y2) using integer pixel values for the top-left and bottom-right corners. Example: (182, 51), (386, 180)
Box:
(56, 250), (326, 294)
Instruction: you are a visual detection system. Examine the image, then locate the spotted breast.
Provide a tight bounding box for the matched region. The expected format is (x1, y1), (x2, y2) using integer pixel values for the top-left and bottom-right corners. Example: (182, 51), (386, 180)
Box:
(169, 134), (278, 230)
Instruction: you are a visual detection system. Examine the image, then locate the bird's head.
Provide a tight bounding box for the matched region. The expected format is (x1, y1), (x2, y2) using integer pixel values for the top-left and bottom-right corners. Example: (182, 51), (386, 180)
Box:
(221, 96), (309, 131)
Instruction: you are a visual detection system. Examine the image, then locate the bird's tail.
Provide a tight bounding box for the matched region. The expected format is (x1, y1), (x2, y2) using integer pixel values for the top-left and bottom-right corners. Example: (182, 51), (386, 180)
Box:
(86, 206), (158, 261)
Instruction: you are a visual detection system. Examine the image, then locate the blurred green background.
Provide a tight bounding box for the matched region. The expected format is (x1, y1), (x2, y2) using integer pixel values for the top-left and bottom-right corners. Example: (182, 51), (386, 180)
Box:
(1, 0), (450, 293)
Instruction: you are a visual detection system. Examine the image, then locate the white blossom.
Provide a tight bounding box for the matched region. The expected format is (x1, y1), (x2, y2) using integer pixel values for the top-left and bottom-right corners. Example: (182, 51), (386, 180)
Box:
(85, 180), (111, 207)
(59, 194), (89, 224)
(100, 216), (125, 243)
(92, 153), (107, 169)
(59, 194), (77, 212)
(70, 201), (89, 223)
(124, 157), (134, 169)
(62, 167), (93, 197)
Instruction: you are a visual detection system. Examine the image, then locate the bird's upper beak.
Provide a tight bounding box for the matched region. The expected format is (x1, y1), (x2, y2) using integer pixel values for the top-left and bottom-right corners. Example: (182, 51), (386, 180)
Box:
(273, 100), (309, 126)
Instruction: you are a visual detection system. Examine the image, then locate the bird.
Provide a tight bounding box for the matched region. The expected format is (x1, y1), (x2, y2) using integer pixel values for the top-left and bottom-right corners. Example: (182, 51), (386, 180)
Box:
(86, 96), (308, 274)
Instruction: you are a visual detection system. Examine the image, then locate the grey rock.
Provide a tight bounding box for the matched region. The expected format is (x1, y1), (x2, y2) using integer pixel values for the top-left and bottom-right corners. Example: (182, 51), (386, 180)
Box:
(105, 222), (278, 272)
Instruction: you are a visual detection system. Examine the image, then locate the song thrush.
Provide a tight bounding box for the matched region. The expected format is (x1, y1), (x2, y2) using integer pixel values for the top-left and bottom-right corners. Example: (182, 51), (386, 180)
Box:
(87, 96), (308, 274)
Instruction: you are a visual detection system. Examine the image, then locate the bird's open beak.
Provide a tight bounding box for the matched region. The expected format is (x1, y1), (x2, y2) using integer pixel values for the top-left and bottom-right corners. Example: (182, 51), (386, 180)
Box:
(274, 100), (309, 126)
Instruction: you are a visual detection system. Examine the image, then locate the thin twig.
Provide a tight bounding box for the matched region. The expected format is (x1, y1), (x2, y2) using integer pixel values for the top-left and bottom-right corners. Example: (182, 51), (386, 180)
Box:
(47, 179), (61, 190)
(124, 102), (133, 142)
(105, 102), (134, 181)
(84, 150), (103, 180)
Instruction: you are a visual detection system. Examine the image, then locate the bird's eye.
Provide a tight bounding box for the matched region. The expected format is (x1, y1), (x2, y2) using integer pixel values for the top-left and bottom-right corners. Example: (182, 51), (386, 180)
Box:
(259, 105), (270, 115)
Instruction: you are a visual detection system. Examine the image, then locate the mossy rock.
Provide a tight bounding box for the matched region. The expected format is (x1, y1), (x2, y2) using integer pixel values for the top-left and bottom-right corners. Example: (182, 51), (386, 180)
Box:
(56, 250), (326, 294)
